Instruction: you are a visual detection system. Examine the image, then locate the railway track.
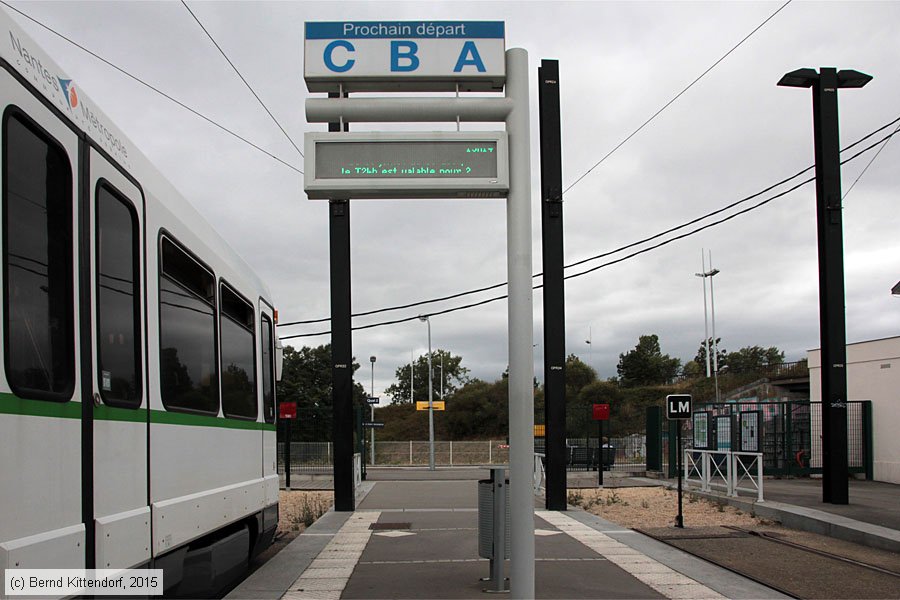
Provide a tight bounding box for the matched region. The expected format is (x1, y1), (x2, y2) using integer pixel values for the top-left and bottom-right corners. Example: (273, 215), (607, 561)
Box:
(635, 525), (900, 599)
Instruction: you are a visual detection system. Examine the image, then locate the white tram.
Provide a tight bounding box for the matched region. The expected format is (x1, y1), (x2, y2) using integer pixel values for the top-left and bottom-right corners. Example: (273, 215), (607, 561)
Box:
(0, 8), (281, 596)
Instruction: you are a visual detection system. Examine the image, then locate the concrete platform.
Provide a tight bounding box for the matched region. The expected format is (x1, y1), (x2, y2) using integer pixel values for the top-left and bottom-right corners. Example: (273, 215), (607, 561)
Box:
(236, 469), (787, 599)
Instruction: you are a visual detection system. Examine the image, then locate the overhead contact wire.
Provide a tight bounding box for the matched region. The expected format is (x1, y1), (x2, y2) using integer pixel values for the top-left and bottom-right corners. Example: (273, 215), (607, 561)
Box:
(562, 0), (793, 195)
(279, 127), (898, 339)
(279, 114), (900, 327)
(181, 1), (304, 158)
(2, 1), (303, 174)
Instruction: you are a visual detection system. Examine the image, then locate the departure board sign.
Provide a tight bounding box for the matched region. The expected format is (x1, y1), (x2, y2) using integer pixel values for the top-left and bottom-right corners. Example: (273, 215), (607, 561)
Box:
(304, 131), (509, 199)
(304, 21), (506, 93)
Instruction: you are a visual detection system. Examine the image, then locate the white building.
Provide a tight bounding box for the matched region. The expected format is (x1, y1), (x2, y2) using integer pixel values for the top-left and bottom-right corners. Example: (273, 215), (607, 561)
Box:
(809, 336), (900, 484)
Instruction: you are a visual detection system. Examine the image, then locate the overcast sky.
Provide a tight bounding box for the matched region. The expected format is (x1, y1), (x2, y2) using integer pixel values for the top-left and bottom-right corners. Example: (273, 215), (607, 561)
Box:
(9, 1), (899, 399)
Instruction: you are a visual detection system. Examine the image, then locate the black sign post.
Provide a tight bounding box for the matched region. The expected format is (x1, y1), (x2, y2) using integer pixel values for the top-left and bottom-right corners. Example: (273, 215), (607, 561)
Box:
(592, 403), (610, 487)
(538, 59), (567, 511)
(328, 93), (355, 512)
(283, 417), (292, 490)
(598, 418), (603, 487)
(667, 394), (692, 528)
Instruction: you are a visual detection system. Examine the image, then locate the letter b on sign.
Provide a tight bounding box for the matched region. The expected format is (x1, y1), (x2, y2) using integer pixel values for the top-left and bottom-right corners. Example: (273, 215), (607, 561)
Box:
(666, 394), (692, 420)
(391, 41), (419, 72)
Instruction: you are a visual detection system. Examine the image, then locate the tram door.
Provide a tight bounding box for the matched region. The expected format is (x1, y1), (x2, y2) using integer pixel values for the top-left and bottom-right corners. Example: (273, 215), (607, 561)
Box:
(0, 70), (84, 569)
(88, 151), (150, 569)
(259, 301), (278, 509)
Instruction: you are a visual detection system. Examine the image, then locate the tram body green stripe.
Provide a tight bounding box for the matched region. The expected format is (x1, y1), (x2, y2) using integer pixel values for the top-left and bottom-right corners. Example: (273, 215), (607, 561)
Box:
(0, 392), (81, 419)
(0, 392), (276, 430)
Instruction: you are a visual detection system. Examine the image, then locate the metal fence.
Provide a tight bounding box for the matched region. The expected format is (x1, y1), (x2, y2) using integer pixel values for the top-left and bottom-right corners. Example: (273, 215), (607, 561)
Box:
(646, 401), (873, 479)
(371, 441), (510, 466)
(278, 440), (511, 475)
(532, 435), (647, 472)
(534, 403), (648, 472)
(277, 442), (333, 476)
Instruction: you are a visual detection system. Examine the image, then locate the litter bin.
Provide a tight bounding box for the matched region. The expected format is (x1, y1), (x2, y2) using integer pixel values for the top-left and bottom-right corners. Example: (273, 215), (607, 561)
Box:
(601, 445), (616, 470)
(477, 467), (509, 592)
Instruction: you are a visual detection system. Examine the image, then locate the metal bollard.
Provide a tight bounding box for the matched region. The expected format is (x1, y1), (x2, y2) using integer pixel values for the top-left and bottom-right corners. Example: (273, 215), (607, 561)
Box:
(478, 467), (509, 593)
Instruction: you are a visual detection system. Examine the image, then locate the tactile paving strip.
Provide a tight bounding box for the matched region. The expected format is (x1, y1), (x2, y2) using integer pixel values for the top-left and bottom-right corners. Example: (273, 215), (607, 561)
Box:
(286, 511), (381, 598)
(536, 510), (726, 600)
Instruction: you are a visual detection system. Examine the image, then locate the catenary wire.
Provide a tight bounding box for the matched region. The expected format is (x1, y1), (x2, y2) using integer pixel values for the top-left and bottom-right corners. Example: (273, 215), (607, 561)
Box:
(562, 0), (793, 195)
(181, 1), (304, 158)
(278, 114), (900, 327)
(842, 120), (900, 200)
(278, 180), (813, 339)
(1, 1), (303, 174)
(278, 127), (897, 340)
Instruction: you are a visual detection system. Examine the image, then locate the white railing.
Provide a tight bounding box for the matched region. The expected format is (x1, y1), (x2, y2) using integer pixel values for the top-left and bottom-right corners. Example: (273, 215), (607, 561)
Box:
(372, 440), (508, 466)
(533, 453), (545, 495)
(684, 449), (764, 502)
(731, 451), (764, 501)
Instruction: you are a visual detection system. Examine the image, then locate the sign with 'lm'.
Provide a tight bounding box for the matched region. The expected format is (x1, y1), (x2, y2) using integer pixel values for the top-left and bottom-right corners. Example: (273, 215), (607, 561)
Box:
(666, 394), (692, 420)
(304, 21), (506, 92)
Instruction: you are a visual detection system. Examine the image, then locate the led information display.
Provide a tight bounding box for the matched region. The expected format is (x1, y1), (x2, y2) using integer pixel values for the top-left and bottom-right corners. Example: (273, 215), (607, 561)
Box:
(316, 141), (498, 179)
(304, 131), (509, 199)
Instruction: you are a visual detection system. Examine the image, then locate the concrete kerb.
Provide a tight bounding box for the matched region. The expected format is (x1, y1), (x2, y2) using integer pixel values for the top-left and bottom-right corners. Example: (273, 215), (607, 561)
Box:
(635, 477), (900, 554)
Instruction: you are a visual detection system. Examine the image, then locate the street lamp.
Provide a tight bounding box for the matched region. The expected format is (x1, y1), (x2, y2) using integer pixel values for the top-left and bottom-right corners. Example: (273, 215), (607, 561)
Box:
(369, 356), (376, 467)
(584, 324), (592, 369)
(436, 357), (444, 401)
(419, 315), (435, 471)
(778, 66), (871, 506)
(695, 249), (720, 402)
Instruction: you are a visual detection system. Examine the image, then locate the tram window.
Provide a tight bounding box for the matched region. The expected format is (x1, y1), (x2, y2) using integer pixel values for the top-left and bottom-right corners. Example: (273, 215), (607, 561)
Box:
(2, 109), (74, 400)
(96, 184), (141, 407)
(220, 284), (256, 420)
(261, 313), (275, 423)
(159, 237), (218, 414)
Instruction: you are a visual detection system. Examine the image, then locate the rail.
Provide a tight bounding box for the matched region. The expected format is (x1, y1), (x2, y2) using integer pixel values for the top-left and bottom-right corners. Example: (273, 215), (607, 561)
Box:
(684, 449), (764, 502)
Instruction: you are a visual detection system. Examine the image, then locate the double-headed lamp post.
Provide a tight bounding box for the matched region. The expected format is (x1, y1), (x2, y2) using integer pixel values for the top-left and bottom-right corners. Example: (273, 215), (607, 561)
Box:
(695, 251), (721, 402)
(436, 358), (444, 401)
(778, 66), (871, 505)
(369, 356), (376, 466)
(419, 315), (435, 471)
(584, 325), (592, 369)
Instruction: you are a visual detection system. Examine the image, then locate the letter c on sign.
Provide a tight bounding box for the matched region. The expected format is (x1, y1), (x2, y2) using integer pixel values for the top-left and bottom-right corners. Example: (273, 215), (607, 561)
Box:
(324, 40), (355, 73)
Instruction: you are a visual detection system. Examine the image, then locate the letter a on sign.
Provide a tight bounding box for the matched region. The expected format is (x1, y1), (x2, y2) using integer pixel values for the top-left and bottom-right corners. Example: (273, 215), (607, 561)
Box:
(666, 394), (692, 420)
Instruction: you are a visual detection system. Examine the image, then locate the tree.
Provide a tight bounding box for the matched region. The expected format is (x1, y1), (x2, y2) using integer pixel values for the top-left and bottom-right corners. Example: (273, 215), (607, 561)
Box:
(442, 378), (509, 439)
(576, 380), (622, 406)
(616, 334), (681, 387)
(277, 344), (367, 410)
(565, 354), (596, 398)
(681, 360), (702, 378)
(693, 337), (726, 373)
(724, 345), (784, 373)
(385, 349), (469, 404)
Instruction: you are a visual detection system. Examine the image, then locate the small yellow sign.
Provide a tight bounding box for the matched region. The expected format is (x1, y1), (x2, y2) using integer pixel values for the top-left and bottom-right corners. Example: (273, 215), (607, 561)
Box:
(416, 401), (445, 411)
(534, 424), (545, 437)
